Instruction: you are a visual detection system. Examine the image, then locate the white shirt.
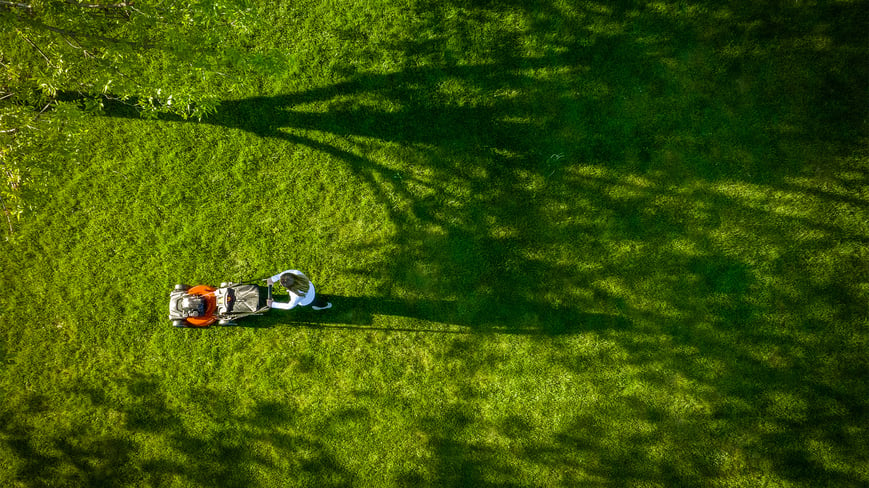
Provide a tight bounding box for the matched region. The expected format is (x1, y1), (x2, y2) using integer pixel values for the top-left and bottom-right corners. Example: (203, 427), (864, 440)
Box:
(268, 270), (315, 310)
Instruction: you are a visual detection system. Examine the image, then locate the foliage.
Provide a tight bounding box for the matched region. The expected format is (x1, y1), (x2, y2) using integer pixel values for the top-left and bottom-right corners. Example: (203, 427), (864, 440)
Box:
(1, 0), (259, 118)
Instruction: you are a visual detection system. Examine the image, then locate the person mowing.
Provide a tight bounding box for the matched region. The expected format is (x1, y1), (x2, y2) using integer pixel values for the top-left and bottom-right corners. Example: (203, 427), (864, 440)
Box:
(266, 269), (332, 310)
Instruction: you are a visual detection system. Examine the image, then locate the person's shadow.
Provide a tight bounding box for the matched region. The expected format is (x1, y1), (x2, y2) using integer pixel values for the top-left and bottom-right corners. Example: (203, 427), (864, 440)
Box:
(237, 295), (630, 335)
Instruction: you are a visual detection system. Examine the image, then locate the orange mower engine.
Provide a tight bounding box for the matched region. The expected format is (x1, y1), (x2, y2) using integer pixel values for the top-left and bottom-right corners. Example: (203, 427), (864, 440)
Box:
(168, 285), (218, 327)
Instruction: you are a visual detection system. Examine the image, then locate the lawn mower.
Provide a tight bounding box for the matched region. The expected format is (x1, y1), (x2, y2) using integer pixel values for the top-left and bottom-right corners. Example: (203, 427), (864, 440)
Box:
(168, 280), (271, 327)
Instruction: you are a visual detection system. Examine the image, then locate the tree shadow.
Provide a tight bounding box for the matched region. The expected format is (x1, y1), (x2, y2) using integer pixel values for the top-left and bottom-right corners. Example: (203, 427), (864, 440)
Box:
(0, 376), (355, 487)
(88, 0), (869, 485)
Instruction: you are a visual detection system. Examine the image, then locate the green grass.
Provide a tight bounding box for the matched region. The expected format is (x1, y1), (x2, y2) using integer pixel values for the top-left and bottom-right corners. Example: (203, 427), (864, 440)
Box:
(2, 0), (868, 486)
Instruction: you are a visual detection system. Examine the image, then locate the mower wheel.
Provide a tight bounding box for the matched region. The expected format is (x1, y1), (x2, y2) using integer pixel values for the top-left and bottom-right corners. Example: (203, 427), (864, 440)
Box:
(172, 320), (187, 328)
(218, 319), (236, 326)
(174, 284), (190, 291)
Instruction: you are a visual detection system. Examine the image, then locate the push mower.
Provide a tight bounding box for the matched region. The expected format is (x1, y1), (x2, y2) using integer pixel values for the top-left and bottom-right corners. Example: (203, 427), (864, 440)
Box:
(168, 280), (271, 327)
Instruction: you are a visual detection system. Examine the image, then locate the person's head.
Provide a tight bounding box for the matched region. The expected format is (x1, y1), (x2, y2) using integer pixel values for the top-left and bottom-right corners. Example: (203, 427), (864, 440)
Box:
(280, 272), (310, 295)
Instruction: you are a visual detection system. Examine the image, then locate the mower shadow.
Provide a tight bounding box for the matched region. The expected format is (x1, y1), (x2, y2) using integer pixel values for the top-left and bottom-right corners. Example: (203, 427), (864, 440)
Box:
(236, 295), (630, 335)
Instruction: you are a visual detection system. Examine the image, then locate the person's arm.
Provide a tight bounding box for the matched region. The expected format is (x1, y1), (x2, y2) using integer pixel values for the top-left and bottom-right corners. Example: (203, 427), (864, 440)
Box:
(269, 299), (293, 310)
(268, 291), (302, 310)
(267, 270), (289, 285)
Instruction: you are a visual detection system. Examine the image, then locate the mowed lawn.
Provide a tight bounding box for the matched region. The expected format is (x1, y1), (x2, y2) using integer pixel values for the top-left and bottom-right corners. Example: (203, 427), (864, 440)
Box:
(1, 1), (867, 486)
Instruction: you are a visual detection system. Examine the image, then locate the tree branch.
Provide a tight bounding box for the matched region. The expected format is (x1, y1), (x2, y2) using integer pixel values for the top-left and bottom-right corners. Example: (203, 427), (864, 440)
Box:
(0, 161), (17, 235)
(65, 1), (131, 8)
(16, 30), (55, 67)
(36, 102), (51, 115)
(42, 23), (123, 46)
(53, 27), (95, 57)
(0, 194), (14, 235)
(37, 22), (153, 49)
(0, 1), (31, 10)
(64, 0), (133, 19)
